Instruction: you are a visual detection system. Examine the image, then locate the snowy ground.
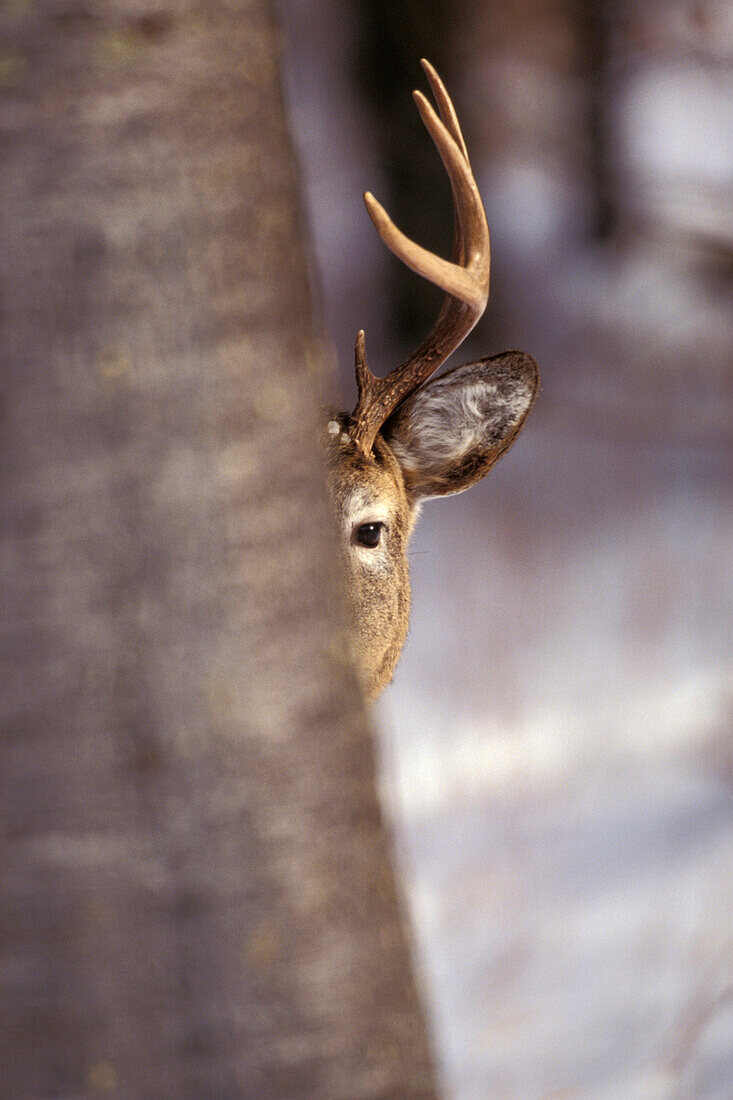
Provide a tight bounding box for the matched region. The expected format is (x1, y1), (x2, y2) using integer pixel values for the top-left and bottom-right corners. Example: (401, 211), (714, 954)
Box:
(378, 422), (733, 1099)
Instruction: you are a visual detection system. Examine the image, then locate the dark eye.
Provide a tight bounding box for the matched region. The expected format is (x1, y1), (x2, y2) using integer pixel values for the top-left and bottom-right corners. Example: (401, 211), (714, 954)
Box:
(354, 522), (383, 548)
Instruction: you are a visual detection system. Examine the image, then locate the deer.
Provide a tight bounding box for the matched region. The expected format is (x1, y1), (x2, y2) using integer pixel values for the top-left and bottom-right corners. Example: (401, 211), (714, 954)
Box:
(326, 60), (539, 700)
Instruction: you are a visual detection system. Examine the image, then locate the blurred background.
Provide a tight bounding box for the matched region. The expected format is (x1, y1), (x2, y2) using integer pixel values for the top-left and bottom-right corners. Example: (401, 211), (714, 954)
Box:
(278, 1), (732, 1097)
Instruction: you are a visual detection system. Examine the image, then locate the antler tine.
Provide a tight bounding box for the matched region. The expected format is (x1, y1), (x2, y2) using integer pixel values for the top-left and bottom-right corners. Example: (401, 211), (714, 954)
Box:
(349, 63), (491, 455)
(420, 59), (469, 165)
(421, 59), (469, 269)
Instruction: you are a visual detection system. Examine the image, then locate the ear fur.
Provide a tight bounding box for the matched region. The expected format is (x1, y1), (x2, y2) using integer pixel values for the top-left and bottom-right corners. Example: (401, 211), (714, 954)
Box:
(382, 350), (539, 501)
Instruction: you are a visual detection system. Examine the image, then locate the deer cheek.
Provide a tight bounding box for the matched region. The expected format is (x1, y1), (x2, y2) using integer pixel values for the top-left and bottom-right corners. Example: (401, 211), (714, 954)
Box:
(347, 556), (410, 692)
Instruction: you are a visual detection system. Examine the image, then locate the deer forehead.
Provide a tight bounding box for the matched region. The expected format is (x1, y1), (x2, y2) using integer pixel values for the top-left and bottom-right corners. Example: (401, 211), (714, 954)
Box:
(332, 462), (404, 526)
(326, 424), (405, 506)
(343, 486), (394, 527)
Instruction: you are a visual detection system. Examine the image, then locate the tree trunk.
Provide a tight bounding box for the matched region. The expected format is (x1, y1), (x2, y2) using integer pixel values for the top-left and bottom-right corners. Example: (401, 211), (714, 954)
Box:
(0, 1), (436, 1096)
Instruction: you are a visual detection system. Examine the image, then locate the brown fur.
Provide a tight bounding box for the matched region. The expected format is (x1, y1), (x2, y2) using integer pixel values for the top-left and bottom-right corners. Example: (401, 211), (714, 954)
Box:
(326, 350), (539, 700)
(327, 421), (413, 699)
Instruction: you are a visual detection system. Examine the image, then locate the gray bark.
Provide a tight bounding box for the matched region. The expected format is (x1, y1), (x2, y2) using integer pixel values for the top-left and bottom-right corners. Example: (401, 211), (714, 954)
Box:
(0, 1), (436, 1096)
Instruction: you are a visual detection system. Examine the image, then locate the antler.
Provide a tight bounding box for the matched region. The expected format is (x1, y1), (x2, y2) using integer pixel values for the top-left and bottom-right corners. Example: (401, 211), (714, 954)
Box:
(349, 59), (491, 455)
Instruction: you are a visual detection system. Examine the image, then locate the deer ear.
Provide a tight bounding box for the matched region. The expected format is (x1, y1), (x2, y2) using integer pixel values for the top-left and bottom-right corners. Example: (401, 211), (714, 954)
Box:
(382, 350), (539, 501)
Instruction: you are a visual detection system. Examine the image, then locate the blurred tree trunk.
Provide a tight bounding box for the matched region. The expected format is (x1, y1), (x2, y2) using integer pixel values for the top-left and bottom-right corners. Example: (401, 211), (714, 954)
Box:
(0, 2), (436, 1097)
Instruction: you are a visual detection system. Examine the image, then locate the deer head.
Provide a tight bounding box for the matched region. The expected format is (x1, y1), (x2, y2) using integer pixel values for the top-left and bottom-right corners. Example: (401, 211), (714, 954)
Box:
(327, 61), (539, 700)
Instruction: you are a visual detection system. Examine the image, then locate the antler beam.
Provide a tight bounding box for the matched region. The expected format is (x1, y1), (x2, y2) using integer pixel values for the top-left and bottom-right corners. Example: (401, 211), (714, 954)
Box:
(349, 60), (491, 455)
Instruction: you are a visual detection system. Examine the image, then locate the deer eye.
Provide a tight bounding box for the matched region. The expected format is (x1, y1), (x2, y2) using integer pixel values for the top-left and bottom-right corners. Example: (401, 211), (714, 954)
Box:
(354, 522), (384, 548)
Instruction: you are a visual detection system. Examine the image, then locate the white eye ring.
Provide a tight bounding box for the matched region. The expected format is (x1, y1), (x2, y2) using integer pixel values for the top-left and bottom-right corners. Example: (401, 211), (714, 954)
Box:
(352, 521), (385, 549)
